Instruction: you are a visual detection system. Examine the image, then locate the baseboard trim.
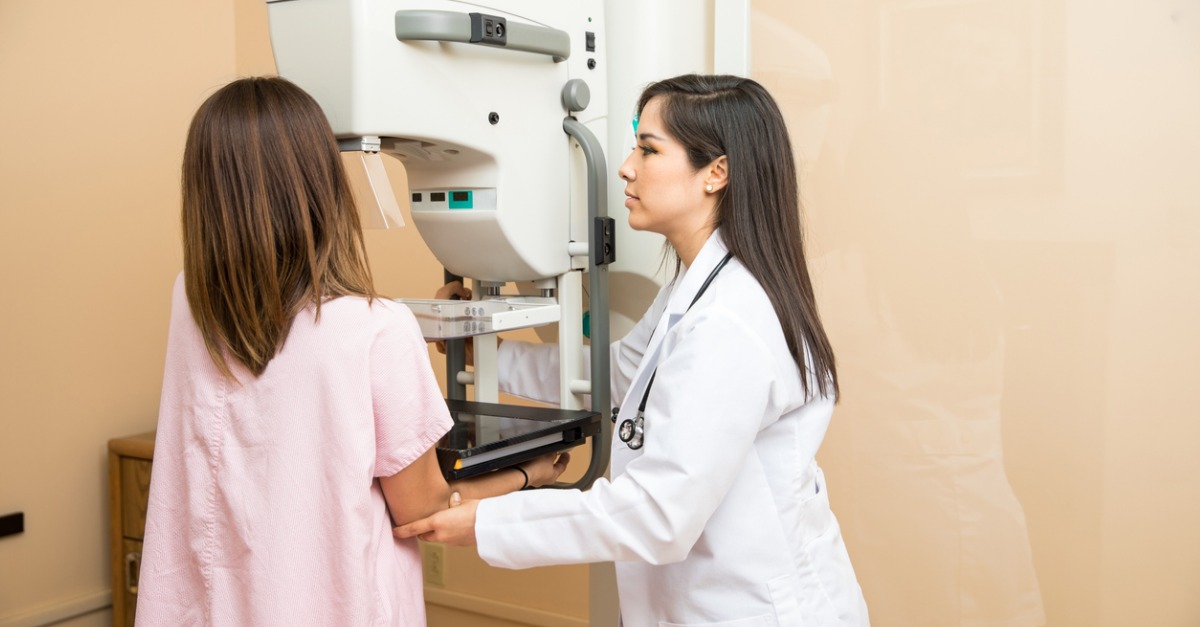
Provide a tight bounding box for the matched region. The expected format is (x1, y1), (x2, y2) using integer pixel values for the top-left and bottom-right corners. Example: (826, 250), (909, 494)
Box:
(0, 586), (582, 627)
(425, 586), (587, 627)
(0, 590), (111, 627)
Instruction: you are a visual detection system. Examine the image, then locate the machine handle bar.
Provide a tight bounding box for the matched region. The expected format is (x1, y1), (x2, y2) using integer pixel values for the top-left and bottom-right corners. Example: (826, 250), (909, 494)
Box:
(560, 117), (611, 490)
(395, 10), (570, 63)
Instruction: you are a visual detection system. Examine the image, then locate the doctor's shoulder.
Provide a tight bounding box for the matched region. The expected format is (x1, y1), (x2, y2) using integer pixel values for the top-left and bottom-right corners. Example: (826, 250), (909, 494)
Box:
(710, 266), (785, 335)
(707, 270), (811, 376)
(682, 277), (788, 357)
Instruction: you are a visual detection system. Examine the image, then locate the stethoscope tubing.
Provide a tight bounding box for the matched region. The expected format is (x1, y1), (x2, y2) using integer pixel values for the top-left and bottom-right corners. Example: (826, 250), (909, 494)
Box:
(617, 252), (734, 450)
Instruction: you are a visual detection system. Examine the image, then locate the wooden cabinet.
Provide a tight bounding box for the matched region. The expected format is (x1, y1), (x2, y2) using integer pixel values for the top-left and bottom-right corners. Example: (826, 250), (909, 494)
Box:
(108, 432), (155, 627)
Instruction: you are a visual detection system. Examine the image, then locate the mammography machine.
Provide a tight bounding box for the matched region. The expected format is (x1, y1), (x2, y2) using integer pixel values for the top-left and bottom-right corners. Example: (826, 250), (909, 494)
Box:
(266, 0), (615, 487)
(263, 0), (755, 484)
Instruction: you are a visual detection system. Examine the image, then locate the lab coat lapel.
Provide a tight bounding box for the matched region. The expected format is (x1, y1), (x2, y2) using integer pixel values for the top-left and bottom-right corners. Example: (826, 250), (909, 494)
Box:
(661, 231), (732, 324)
(618, 232), (731, 422)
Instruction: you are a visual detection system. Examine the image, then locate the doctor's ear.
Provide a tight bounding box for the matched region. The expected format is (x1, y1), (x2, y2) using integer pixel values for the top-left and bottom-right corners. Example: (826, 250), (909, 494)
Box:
(703, 155), (729, 194)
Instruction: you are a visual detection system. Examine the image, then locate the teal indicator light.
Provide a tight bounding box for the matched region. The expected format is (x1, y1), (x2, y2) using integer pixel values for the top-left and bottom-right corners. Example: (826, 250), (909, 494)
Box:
(449, 190), (473, 209)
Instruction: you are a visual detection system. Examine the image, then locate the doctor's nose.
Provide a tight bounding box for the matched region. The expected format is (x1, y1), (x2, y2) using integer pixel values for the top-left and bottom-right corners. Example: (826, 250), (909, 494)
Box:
(618, 156), (635, 182)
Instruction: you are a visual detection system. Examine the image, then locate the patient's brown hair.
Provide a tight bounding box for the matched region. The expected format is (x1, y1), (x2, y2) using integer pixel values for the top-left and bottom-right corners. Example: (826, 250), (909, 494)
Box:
(181, 76), (375, 378)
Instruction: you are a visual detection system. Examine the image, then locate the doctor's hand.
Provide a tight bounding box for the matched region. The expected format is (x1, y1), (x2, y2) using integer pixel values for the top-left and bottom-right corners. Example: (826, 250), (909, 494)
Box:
(395, 498), (480, 546)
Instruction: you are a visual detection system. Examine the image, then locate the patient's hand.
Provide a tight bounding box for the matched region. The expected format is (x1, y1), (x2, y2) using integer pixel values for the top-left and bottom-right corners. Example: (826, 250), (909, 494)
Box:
(433, 280), (471, 355)
(521, 452), (571, 488)
(436, 281), (471, 301)
(431, 281), (508, 361)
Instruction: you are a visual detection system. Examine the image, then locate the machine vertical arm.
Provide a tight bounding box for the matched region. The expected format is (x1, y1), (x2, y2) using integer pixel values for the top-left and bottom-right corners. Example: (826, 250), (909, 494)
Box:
(443, 268), (468, 402)
(562, 117), (612, 488)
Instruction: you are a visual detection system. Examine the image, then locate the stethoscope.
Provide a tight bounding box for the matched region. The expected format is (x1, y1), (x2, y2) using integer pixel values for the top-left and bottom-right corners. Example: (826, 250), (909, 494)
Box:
(615, 252), (733, 450)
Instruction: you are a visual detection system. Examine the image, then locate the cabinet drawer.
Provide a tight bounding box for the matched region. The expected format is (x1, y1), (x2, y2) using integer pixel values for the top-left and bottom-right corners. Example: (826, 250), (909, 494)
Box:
(109, 431), (155, 627)
(120, 458), (152, 539)
(120, 538), (142, 627)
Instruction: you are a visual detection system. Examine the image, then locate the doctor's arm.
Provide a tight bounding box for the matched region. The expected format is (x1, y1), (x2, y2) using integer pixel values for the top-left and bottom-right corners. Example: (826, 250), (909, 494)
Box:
(433, 279), (665, 406)
(403, 311), (779, 565)
(495, 288), (665, 406)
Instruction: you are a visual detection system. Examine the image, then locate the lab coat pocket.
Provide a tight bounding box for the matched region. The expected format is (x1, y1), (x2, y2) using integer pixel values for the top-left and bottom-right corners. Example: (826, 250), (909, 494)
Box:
(659, 614), (774, 627)
(791, 479), (852, 625)
(767, 573), (804, 627)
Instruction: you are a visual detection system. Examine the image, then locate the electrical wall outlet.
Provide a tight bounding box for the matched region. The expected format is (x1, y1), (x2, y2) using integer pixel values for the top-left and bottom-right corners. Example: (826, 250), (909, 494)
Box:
(0, 512), (24, 539)
(420, 541), (445, 586)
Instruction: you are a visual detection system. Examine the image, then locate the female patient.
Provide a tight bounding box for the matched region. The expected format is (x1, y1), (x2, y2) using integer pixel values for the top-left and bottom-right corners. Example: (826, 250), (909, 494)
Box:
(135, 77), (566, 626)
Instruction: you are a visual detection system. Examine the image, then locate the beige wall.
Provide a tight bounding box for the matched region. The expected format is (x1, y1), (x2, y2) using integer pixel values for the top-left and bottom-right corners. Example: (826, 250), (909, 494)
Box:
(752, 0), (1200, 625)
(0, 0), (236, 623)
(4, 0), (1196, 626)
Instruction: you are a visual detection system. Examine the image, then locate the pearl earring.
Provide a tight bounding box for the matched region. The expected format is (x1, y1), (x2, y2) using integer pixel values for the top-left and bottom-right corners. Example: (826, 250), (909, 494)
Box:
(705, 184), (714, 192)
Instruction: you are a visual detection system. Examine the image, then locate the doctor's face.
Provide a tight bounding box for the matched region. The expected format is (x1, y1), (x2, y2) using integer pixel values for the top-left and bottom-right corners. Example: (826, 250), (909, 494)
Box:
(617, 98), (711, 243)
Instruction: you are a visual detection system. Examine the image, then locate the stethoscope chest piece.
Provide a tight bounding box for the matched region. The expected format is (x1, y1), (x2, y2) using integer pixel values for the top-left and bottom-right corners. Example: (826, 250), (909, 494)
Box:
(618, 415), (645, 450)
(615, 252), (733, 454)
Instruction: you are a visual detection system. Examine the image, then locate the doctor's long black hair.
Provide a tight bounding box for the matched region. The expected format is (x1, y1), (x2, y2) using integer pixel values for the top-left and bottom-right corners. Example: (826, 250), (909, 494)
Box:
(637, 74), (838, 400)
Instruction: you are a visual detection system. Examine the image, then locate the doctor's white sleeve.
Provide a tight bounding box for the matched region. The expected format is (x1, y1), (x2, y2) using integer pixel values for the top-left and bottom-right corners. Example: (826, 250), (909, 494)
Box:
(496, 288), (664, 407)
(477, 305), (783, 568)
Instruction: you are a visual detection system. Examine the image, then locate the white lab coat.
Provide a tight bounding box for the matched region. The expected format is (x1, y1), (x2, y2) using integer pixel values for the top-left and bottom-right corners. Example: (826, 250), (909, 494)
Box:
(476, 231), (869, 627)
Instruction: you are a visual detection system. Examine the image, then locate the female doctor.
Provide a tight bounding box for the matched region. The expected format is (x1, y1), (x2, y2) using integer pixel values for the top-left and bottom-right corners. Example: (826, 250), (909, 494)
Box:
(399, 74), (869, 626)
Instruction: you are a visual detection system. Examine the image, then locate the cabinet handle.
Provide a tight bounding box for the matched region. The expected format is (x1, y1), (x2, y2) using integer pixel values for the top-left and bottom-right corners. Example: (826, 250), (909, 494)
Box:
(125, 551), (141, 594)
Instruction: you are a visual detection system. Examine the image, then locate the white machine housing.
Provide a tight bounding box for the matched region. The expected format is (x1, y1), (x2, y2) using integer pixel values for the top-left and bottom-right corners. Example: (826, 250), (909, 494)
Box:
(266, 0), (607, 282)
